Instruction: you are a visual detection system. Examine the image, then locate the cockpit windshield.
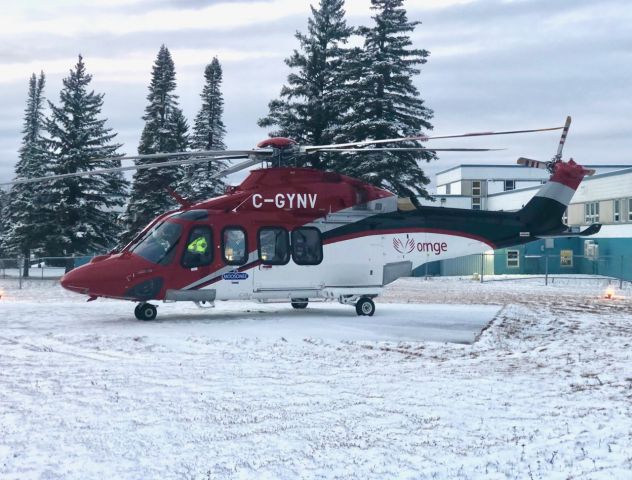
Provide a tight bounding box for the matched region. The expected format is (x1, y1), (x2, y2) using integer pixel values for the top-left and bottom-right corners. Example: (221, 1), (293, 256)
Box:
(131, 220), (183, 265)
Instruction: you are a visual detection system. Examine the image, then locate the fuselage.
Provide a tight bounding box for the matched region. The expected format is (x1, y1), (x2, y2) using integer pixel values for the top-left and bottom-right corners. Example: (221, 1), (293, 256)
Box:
(60, 166), (576, 303)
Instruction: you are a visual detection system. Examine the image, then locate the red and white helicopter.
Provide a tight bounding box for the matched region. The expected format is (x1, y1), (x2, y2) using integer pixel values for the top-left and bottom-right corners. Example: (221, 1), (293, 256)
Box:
(5, 116), (599, 320)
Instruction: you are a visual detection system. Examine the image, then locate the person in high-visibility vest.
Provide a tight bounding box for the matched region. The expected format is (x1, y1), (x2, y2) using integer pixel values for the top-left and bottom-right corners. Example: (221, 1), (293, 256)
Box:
(187, 236), (208, 254)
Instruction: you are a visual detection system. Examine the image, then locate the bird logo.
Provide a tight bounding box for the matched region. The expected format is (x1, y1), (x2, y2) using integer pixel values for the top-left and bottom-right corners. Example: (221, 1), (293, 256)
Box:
(393, 237), (415, 254)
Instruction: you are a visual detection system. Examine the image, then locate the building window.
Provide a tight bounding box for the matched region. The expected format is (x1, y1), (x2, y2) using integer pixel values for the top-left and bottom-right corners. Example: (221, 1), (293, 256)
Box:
(629, 198), (632, 221)
(504, 180), (515, 191)
(507, 250), (520, 268)
(291, 228), (323, 265)
(614, 200), (620, 222)
(560, 250), (573, 267)
(471, 197), (481, 210)
(472, 181), (481, 196)
(585, 202), (599, 224)
(445, 183), (451, 195)
(222, 227), (247, 266)
(258, 227), (290, 265)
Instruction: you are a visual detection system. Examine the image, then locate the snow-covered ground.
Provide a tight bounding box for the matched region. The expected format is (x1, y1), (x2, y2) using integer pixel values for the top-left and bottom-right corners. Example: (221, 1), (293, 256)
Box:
(1, 276), (631, 479)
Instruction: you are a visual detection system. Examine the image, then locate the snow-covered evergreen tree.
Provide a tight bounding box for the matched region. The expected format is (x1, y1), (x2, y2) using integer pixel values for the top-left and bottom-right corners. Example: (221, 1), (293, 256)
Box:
(123, 45), (189, 240)
(179, 57), (226, 202)
(2, 72), (52, 276)
(45, 56), (128, 258)
(0, 187), (8, 258)
(334, 0), (435, 202)
(258, 0), (353, 169)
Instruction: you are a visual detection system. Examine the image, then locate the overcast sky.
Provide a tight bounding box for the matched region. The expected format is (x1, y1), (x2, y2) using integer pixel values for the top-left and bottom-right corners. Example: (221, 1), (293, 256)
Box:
(0, 0), (630, 188)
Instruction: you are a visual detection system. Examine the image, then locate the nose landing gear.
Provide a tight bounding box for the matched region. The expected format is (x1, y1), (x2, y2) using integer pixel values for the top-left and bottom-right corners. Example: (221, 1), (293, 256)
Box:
(134, 303), (158, 321)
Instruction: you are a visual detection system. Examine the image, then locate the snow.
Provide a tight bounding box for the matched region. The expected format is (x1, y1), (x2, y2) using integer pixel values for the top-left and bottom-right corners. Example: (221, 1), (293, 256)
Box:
(1, 276), (631, 479)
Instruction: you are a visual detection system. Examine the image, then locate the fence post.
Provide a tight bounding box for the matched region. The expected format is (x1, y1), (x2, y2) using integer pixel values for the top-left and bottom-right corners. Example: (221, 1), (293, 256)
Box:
(17, 255), (23, 290)
(480, 253), (484, 283)
(621, 256), (624, 289)
(545, 254), (549, 286)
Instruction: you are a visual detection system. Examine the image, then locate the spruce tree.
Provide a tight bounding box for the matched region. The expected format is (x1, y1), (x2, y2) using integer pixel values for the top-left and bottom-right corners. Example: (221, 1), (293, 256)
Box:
(0, 187), (8, 258)
(45, 56), (128, 258)
(335, 0), (435, 202)
(258, 0), (353, 169)
(179, 57), (226, 202)
(123, 45), (189, 239)
(2, 72), (52, 276)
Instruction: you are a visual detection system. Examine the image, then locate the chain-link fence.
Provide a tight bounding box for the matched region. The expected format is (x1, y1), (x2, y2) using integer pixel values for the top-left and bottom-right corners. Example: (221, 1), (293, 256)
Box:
(0, 256), (92, 287)
(3, 252), (631, 289)
(436, 252), (632, 287)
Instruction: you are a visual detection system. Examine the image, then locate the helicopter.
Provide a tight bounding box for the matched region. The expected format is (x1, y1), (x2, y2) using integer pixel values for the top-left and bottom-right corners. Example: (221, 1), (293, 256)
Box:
(3, 116), (599, 320)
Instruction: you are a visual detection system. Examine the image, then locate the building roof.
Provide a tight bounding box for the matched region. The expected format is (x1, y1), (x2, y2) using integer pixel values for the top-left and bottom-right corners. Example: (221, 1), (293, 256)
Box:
(436, 163), (630, 176)
(486, 166), (632, 198)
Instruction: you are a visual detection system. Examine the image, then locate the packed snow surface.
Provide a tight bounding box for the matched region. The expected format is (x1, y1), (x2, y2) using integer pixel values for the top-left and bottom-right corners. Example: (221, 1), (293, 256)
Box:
(1, 276), (631, 479)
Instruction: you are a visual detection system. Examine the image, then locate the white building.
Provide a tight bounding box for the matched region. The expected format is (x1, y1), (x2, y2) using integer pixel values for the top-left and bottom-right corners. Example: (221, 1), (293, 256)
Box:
(422, 164), (630, 225)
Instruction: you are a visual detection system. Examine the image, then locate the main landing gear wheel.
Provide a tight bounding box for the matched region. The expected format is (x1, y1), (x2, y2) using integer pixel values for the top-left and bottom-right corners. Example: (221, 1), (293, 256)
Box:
(135, 303), (157, 321)
(291, 298), (309, 309)
(355, 297), (375, 316)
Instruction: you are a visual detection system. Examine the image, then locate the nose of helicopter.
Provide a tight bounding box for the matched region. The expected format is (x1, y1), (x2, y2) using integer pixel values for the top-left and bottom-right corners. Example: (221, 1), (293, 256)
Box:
(61, 254), (163, 300)
(61, 262), (104, 295)
(60, 255), (128, 298)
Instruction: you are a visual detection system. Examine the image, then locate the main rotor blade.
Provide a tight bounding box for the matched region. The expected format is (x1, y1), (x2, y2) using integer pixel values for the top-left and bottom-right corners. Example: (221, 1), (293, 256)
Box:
(303, 125), (565, 152)
(423, 125), (565, 141)
(1, 153), (259, 186)
(209, 156), (264, 179)
(100, 149), (272, 162)
(316, 147), (505, 152)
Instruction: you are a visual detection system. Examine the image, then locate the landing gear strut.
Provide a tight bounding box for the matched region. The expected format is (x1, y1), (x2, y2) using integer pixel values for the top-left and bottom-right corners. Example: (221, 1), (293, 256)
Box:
(135, 303), (157, 321)
(355, 297), (375, 316)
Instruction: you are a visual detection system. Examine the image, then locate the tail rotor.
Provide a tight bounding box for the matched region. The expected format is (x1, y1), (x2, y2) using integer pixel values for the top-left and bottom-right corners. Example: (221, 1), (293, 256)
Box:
(517, 115), (595, 176)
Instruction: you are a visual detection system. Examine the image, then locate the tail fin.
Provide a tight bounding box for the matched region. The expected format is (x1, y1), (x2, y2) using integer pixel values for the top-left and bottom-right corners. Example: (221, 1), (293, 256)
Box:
(519, 159), (594, 235)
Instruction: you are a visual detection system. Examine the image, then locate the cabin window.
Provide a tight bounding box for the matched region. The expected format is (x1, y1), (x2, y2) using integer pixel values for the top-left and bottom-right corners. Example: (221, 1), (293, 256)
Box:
(471, 197), (481, 210)
(258, 227), (290, 265)
(132, 220), (182, 266)
(614, 200), (620, 222)
(628, 199), (632, 221)
(506, 250), (520, 268)
(222, 227), (247, 266)
(291, 228), (323, 265)
(182, 226), (213, 269)
(504, 180), (515, 191)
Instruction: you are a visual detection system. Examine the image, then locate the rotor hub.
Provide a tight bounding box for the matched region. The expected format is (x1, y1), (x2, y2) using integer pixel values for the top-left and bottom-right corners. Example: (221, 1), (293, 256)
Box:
(256, 137), (297, 149)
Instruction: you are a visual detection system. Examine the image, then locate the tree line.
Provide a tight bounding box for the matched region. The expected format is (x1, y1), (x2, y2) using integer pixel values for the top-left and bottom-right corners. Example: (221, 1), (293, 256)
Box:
(0, 0), (433, 276)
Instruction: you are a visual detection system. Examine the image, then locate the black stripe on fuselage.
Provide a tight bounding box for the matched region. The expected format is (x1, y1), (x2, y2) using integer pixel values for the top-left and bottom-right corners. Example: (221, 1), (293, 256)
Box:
(321, 203), (567, 249)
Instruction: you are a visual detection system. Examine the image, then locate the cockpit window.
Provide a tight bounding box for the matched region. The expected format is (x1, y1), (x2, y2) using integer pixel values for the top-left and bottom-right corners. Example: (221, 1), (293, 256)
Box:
(172, 210), (209, 221)
(131, 221), (183, 265)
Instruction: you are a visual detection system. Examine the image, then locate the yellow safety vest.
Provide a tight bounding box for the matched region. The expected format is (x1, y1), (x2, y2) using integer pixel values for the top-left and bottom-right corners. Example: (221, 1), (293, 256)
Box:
(187, 236), (208, 254)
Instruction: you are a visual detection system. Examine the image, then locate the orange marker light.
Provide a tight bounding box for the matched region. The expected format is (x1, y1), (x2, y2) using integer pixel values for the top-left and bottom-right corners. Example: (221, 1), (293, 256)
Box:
(604, 286), (615, 299)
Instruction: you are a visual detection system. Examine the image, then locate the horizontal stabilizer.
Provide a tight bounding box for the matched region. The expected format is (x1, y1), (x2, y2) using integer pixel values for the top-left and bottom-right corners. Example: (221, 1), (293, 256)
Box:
(537, 223), (601, 239)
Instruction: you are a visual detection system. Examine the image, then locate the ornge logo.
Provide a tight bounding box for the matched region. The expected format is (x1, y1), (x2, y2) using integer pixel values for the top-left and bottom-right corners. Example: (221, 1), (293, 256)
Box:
(393, 237), (415, 254)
